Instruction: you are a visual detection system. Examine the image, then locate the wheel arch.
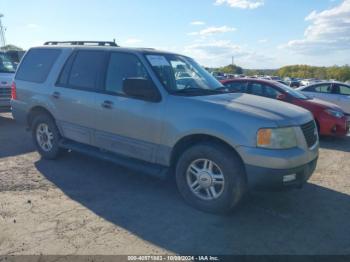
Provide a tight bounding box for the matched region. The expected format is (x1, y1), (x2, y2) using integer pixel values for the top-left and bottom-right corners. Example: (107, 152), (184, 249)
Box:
(27, 106), (56, 129)
(170, 134), (245, 169)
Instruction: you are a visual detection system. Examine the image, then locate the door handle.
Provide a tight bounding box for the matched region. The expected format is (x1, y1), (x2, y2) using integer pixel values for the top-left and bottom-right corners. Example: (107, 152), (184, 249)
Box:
(101, 100), (113, 109)
(52, 91), (60, 99)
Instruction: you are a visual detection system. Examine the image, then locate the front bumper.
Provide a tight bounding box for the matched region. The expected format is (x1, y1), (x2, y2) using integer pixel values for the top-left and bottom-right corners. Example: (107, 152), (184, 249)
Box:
(246, 157), (318, 190)
(318, 113), (349, 137)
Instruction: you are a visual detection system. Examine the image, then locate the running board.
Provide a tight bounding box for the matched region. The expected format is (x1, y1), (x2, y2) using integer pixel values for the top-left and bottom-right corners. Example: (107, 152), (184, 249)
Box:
(59, 139), (170, 179)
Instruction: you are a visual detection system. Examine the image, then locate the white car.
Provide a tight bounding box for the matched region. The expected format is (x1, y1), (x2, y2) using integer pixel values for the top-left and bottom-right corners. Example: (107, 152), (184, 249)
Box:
(297, 82), (350, 115)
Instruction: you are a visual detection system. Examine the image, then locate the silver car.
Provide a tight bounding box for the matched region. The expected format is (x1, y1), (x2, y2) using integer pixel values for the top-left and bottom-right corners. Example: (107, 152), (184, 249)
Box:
(11, 42), (319, 213)
(297, 82), (350, 115)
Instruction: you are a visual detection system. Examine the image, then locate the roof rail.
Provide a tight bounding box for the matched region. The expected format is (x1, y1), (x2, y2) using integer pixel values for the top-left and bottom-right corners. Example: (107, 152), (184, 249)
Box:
(43, 41), (119, 47)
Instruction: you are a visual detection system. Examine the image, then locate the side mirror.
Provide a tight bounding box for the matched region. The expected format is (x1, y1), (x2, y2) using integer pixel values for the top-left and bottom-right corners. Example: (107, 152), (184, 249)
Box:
(277, 93), (287, 100)
(123, 78), (161, 102)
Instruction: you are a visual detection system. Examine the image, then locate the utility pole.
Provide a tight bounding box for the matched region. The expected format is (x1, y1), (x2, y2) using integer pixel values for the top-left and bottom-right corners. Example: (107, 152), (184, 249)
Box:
(0, 14), (6, 48)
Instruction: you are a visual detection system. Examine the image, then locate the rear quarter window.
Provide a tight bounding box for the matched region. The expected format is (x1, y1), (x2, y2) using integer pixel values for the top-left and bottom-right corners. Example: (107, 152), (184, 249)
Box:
(15, 48), (61, 83)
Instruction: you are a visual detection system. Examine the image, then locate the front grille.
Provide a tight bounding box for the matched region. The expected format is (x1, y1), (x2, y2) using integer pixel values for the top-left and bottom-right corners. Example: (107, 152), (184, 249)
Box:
(0, 87), (11, 99)
(301, 121), (318, 148)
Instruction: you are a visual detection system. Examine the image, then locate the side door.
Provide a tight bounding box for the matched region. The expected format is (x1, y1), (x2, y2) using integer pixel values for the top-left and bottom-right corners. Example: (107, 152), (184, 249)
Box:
(333, 84), (350, 115)
(305, 83), (335, 103)
(52, 50), (108, 145)
(93, 52), (163, 163)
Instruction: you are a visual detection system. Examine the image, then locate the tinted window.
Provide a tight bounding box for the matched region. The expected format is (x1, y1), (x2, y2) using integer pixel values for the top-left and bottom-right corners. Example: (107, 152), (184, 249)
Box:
(264, 85), (281, 99)
(56, 53), (76, 86)
(15, 49), (61, 83)
(248, 82), (281, 99)
(249, 83), (264, 96)
(105, 52), (149, 95)
(68, 51), (106, 90)
(224, 81), (247, 93)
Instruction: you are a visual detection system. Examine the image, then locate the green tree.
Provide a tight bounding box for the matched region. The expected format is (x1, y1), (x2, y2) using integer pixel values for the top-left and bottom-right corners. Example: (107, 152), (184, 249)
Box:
(276, 65), (350, 82)
(217, 64), (243, 74)
(0, 44), (24, 51)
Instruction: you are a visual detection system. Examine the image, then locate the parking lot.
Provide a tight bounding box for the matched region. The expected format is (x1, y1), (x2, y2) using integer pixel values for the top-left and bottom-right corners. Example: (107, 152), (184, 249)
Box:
(0, 112), (349, 255)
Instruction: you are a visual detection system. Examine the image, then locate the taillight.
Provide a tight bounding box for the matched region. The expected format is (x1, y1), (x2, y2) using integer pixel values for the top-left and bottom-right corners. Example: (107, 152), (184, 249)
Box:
(11, 81), (17, 100)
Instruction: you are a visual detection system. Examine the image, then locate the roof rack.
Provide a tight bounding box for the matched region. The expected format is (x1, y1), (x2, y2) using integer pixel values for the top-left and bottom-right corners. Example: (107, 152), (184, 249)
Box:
(43, 41), (119, 47)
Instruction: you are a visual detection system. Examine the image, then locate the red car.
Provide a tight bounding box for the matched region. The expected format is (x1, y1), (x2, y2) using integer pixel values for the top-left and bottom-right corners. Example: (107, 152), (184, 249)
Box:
(221, 78), (349, 137)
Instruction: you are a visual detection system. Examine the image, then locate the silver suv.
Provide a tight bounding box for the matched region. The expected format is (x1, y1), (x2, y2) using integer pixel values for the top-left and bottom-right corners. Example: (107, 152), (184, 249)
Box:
(11, 41), (319, 213)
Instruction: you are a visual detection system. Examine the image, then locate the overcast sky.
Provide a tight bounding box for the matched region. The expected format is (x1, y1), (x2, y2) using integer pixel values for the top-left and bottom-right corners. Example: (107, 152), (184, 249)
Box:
(1, 0), (349, 68)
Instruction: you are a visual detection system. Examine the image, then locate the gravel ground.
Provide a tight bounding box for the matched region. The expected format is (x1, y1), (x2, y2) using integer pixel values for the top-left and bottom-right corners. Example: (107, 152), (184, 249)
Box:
(0, 112), (349, 255)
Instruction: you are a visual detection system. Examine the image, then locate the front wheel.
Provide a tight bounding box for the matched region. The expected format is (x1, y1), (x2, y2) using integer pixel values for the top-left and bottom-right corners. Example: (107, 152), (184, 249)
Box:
(175, 142), (247, 214)
(32, 114), (63, 160)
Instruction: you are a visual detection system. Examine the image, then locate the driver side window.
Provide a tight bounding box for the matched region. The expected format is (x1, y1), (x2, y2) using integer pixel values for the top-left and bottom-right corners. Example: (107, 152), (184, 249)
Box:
(315, 84), (332, 93)
(105, 52), (149, 95)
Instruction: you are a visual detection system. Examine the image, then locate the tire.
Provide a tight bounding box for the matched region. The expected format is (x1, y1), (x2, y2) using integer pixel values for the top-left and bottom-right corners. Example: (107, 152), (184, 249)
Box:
(31, 114), (63, 160)
(175, 142), (247, 214)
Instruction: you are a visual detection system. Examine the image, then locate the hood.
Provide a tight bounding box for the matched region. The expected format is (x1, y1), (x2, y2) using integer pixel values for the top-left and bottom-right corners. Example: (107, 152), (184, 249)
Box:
(307, 98), (343, 111)
(0, 73), (14, 87)
(192, 93), (313, 127)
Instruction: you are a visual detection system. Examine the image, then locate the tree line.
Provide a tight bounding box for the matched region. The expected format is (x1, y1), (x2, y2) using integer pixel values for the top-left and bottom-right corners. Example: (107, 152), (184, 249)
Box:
(276, 65), (350, 82)
(214, 64), (350, 82)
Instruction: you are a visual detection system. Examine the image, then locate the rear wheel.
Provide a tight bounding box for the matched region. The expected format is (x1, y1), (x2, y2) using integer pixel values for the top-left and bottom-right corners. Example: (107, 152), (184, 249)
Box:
(175, 142), (247, 214)
(32, 114), (63, 159)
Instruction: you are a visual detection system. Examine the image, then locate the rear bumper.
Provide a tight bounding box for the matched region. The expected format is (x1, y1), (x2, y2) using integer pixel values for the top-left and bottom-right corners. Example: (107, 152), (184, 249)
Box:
(0, 99), (11, 112)
(0, 106), (11, 113)
(10, 100), (27, 125)
(246, 157), (318, 190)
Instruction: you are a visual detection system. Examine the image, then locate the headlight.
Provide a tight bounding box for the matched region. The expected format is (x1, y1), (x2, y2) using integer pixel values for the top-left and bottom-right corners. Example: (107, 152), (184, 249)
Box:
(257, 127), (297, 149)
(325, 109), (344, 119)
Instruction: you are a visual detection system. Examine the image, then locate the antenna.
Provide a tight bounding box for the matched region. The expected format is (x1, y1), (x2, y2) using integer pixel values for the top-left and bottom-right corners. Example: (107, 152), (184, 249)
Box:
(0, 14), (6, 48)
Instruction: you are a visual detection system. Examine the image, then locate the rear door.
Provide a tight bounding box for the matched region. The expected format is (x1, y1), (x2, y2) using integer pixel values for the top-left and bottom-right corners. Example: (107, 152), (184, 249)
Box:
(93, 51), (163, 163)
(52, 49), (108, 145)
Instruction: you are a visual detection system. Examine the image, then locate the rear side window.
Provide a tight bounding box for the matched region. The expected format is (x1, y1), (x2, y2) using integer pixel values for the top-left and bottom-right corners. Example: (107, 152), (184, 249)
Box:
(15, 49), (61, 83)
(67, 50), (106, 91)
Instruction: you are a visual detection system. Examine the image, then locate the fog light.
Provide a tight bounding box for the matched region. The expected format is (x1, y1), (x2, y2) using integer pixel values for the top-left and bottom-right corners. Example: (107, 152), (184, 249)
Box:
(283, 174), (297, 183)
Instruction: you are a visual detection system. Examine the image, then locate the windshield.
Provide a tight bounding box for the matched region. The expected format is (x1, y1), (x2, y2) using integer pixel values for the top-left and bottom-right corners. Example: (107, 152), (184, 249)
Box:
(145, 54), (224, 95)
(0, 53), (16, 73)
(275, 81), (309, 100)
